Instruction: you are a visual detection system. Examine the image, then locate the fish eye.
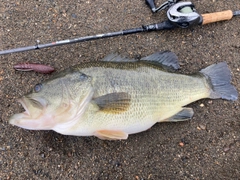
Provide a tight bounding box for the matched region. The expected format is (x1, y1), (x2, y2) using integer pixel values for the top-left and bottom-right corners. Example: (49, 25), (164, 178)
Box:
(79, 73), (88, 80)
(34, 83), (42, 93)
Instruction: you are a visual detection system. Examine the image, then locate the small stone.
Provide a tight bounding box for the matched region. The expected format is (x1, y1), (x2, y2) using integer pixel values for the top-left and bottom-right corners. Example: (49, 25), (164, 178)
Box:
(223, 146), (230, 152)
(71, 14), (77, 18)
(179, 142), (184, 147)
(199, 124), (206, 130)
(0, 147), (6, 151)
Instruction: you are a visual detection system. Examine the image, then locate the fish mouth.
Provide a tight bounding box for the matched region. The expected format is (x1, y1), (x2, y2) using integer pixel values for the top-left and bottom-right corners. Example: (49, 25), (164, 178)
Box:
(19, 96), (45, 115)
(18, 97), (30, 116)
(9, 96), (46, 126)
(9, 96), (56, 130)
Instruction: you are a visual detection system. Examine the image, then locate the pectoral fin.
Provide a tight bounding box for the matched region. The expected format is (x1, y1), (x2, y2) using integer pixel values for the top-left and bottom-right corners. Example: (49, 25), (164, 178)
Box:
(95, 130), (128, 140)
(167, 108), (194, 122)
(93, 92), (131, 113)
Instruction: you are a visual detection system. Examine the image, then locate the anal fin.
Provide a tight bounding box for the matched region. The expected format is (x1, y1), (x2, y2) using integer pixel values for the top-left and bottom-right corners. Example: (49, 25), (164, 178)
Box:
(166, 108), (194, 122)
(95, 130), (128, 140)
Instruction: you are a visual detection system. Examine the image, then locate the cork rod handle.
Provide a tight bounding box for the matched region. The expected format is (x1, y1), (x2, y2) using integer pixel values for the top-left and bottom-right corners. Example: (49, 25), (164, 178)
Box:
(202, 10), (233, 25)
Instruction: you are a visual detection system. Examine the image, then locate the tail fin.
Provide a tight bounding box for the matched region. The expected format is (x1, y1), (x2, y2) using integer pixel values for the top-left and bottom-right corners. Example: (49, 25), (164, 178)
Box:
(200, 62), (238, 101)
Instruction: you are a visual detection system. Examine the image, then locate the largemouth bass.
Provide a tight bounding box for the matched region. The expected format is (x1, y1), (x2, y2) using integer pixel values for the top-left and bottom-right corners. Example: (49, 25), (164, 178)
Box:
(9, 51), (238, 140)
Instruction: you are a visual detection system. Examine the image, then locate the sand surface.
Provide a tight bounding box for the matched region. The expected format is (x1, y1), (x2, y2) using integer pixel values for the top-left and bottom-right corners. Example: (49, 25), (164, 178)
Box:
(0, 0), (239, 179)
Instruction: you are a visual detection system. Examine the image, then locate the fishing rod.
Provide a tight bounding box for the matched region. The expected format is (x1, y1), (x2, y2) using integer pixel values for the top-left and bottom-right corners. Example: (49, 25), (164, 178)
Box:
(0, 0), (239, 55)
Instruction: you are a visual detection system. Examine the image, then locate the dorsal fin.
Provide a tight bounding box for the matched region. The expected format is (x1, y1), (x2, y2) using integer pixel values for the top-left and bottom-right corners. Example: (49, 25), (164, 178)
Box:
(101, 53), (137, 62)
(140, 51), (180, 70)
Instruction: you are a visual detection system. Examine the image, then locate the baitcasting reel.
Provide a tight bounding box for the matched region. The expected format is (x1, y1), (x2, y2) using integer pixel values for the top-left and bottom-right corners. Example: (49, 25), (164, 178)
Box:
(146, 0), (202, 28)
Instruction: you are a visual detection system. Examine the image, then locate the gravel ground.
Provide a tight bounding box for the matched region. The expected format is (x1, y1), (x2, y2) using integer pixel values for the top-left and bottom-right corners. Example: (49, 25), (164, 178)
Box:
(0, 0), (239, 179)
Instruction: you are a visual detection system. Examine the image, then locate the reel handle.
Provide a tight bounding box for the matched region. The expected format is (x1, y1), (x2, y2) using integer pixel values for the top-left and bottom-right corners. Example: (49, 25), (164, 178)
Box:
(201, 10), (233, 25)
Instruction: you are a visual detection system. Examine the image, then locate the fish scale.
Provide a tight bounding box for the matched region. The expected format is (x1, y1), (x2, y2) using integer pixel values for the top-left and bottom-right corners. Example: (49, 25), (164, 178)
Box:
(65, 64), (210, 135)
